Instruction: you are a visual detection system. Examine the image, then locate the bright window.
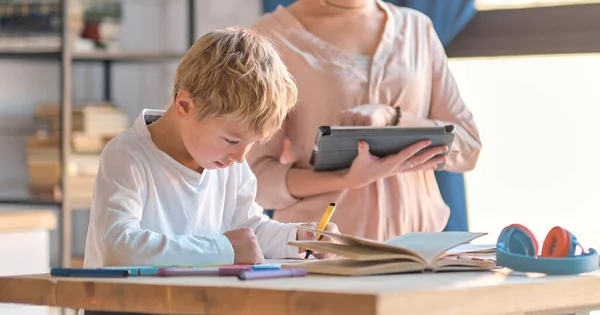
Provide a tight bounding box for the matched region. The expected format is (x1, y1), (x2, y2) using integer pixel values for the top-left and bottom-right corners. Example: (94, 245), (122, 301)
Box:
(448, 54), (600, 249)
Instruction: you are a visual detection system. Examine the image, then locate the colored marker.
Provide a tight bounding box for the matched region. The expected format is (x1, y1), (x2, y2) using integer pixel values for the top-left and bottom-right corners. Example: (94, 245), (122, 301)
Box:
(157, 266), (251, 277)
(100, 266), (161, 276)
(137, 267), (161, 276)
(153, 263), (247, 268)
(251, 264), (281, 271)
(50, 268), (130, 278)
(238, 268), (308, 280)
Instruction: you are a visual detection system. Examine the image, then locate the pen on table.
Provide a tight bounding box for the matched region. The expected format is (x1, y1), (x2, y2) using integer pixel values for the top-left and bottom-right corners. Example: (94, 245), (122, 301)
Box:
(238, 268), (308, 281)
(100, 266), (161, 276)
(157, 266), (251, 277)
(250, 264), (281, 271)
(100, 265), (262, 277)
(304, 202), (337, 260)
(152, 263), (250, 268)
(50, 268), (130, 278)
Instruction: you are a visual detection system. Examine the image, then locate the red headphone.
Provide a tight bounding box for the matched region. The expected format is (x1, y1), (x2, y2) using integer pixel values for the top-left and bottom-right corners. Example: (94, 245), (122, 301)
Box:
(496, 223), (599, 275)
(505, 224), (577, 257)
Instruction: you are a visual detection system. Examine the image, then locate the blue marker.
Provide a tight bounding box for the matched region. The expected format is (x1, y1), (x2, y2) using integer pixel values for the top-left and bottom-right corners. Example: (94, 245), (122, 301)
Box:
(251, 264), (282, 271)
(51, 268), (130, 278)
(137, 267), (160, 276)
(100, 266), (160, 276)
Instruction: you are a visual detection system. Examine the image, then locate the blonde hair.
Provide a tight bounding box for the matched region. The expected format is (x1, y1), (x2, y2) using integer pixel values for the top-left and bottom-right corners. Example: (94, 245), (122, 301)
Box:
(173, 27), (298, 140)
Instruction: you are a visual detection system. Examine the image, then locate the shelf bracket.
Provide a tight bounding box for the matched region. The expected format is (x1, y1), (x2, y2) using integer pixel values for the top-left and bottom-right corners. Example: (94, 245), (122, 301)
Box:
(103, 60), (111, 102)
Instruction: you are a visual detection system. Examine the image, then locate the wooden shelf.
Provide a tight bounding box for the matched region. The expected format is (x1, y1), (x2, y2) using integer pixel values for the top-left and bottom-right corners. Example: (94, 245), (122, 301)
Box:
(0, 50), (184, 62)
(72, 51), (184, 62)
(0, 198), (95, 211)
(0, 208), (58, 232)
(0, 190), (91, 209)
(0, 198), (60, 207)
(0, 49), (60, 59)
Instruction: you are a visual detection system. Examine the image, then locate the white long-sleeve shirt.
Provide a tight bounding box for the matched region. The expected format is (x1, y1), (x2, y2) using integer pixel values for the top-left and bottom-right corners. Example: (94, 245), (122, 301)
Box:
(82, 109), (300, 268)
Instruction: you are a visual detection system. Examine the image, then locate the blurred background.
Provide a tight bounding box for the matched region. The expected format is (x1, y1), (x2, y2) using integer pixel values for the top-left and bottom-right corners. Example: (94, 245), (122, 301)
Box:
(0, 0), (599, 313)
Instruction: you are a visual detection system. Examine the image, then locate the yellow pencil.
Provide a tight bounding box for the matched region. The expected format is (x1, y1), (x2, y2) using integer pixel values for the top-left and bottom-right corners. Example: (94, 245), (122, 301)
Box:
(304, 202), (336, 260)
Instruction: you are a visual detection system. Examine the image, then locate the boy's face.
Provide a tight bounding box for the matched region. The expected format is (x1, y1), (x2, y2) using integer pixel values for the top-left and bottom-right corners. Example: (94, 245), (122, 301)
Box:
(175, 93), (262, 170)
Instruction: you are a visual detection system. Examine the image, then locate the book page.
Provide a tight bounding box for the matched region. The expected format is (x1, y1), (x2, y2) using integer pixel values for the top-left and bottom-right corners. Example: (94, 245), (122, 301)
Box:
(288, 240), (424, 263)
(433, 257), (497, 270)
(382, 232), (487, 266)
(282, 258), (425, 276)
(444, 244), (496, 256)
(295, 226), (423, 257)
(296, 226), (486, 266)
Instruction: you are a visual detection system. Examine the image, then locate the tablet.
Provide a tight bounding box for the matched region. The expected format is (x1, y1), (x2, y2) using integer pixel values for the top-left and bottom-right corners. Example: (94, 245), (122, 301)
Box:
(309, 124), (456, 172)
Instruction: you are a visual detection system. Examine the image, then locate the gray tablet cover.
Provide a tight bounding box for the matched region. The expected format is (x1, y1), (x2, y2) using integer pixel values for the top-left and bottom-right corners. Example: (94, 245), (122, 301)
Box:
(309, 125), (456, 172)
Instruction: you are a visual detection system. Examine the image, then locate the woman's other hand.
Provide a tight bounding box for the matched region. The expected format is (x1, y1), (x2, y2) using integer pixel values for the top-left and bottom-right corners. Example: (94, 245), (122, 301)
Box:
(341, 140), (448, 189)
(340, 104), (396, 126)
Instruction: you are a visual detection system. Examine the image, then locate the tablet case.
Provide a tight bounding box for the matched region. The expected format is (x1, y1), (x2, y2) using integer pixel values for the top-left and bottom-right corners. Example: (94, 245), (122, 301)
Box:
(309, 125), (456, 172)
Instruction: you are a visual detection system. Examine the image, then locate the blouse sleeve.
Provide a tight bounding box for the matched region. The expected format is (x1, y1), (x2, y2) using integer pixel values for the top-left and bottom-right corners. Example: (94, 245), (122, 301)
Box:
(425, 16), (482, 172)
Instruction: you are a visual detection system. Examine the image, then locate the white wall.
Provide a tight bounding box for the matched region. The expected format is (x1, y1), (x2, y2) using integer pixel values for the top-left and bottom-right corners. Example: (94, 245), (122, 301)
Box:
(0, 0), (262, 266)
(0, 230), (56, 315)
(448, 54), (600, 249)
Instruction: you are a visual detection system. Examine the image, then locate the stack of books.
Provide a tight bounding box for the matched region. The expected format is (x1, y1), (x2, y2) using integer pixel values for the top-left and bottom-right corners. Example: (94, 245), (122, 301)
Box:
(0, 0), (63, 51)
(26, 102), (129, 205)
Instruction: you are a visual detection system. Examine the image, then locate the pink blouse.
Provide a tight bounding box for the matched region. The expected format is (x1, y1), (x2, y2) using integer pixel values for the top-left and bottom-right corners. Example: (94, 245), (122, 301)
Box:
(247, 1), (482, 241)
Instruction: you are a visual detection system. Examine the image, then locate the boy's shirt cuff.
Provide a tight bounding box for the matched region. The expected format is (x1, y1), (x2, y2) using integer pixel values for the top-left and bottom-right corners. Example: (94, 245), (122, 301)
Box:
(285, 225), (304, 259)
(215, 234), (236, 264)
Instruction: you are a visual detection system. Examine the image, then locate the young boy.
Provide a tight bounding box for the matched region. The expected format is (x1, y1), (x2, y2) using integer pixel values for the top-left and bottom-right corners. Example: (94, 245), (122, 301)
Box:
(82, 27), (339, 270)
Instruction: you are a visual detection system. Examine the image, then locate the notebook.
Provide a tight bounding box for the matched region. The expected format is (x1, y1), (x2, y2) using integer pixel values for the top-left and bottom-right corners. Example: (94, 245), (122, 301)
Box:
(283, 226), (497, 276)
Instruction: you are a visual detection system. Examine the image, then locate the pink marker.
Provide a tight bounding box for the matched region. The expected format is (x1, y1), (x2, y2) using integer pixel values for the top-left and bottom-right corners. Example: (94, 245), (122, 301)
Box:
(237, 268), (308, 280)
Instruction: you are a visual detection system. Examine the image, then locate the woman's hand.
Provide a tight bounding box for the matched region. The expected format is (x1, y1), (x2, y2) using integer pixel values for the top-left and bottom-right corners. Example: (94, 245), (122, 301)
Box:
(340, 104), (396, 126)
(283, 105), (446, 198)
(341, 140), (448, 189)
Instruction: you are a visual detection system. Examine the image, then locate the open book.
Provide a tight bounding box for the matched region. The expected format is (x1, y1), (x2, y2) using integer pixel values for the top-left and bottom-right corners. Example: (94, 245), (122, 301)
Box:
(283, 226), (496, 276)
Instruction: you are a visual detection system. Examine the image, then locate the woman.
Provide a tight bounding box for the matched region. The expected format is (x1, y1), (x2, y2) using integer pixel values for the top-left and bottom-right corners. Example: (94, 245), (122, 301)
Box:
(247, 0), (481, 241)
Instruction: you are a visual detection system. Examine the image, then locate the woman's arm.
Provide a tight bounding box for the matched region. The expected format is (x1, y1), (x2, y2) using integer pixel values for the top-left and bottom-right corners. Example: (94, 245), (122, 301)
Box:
(285, 167), (349, 198)
(247, 127), (352, 208)
(399, 16), (482, 173)
(427, 17), (482, 172)
(248, 129), (435, 205)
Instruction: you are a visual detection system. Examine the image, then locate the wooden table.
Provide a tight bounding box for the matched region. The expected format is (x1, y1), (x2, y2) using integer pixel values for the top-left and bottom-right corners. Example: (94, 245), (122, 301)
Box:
(0, 264), (599, 315)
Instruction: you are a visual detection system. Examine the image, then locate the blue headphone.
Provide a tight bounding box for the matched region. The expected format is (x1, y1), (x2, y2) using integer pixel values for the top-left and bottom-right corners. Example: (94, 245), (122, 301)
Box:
(496, 224), (599, 275)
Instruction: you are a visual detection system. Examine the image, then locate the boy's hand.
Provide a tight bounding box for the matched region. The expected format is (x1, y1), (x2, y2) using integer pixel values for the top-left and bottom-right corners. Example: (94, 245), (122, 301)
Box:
(223, 228), (265, 264)
(296, 222), (340, 259)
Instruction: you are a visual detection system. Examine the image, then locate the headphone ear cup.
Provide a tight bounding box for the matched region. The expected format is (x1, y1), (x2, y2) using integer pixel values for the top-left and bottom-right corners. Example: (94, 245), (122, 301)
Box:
(501, 224), (539, 256)
(541, 226), (573, 258)
(567, 231), (579, 256)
